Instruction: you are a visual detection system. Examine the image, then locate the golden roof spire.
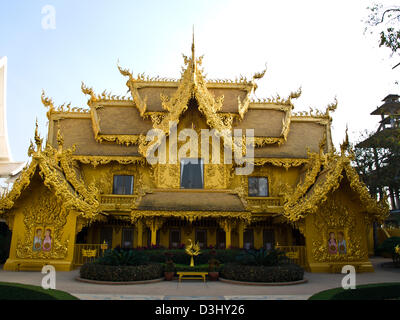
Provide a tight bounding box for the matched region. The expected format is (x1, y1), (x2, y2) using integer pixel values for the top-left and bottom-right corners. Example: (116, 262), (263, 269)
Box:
(340, 124), (349, 154)
(191, 25), (195, 64)
(191, 25), (196, 81)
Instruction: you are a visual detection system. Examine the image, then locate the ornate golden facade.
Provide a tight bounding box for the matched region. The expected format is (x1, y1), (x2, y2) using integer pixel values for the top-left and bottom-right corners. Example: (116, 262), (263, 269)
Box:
(0, 42), (388, 272)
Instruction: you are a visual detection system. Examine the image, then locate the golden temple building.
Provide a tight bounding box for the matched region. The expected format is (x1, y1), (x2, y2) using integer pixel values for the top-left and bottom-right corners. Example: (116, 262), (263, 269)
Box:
(0, 41), (388, 273)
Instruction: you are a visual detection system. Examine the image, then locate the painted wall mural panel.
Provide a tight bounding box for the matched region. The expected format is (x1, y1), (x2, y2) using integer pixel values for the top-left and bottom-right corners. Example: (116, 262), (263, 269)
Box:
(16, 191), (69, 260)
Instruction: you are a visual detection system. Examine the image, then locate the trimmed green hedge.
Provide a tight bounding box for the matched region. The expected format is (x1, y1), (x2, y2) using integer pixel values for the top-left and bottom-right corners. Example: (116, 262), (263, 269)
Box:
(376, 237), (400, 256)
(0, 282), (78, 300)
(220, 263), (304, 283)
(309, 282), (400, 300)
(141, 249), (241, 265)
(80, 262), (163, 282)
(0, 224), (11, 264)
(96, 249), (149, 266)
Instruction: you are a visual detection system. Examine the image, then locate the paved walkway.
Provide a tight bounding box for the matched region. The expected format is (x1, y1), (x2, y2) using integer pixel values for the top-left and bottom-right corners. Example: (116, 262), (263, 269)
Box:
(0, 257), (399, 300)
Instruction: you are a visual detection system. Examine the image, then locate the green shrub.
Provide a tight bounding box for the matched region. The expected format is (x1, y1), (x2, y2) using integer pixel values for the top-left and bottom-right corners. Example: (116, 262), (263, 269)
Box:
(0, 224), (11, 264)
(309, 283), (400, 300)
(80, 262), (163, 282)
(221, 263), (304, 282)
(235, 248), (288, 266)
(376, 237), (400, 256)
(95, 249), (149, 266)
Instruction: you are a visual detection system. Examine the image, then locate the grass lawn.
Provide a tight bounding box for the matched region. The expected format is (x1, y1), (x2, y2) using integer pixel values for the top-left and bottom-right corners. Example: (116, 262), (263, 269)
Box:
(309, 282), (400, 300)
(0, 282), (79, 300)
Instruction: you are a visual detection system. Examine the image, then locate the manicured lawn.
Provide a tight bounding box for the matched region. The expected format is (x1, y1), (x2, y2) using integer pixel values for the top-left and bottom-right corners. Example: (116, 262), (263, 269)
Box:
(309, 282), (400, 300)
(0, 282), (78, 300)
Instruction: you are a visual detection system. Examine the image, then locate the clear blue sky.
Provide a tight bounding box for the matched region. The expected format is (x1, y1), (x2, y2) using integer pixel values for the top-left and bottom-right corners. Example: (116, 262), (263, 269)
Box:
(1, 0), (398, 162)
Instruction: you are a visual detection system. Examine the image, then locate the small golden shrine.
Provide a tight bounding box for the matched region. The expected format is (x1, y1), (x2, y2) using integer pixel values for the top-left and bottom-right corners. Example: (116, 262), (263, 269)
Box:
(0, 38), (388, 272)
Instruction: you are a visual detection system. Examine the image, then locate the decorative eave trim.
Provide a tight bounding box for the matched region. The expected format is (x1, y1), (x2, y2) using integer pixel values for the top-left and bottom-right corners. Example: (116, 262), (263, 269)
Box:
(94, 134), (144, 146)
(59, 148), (100, 210)
(282, 152), (325, 212)
(282, 152), (389, 222)
(73, 155), (146, 167)
(130, 209), (252, 223)
(252, 157), (309, 169)
(253, 137), (285, 147)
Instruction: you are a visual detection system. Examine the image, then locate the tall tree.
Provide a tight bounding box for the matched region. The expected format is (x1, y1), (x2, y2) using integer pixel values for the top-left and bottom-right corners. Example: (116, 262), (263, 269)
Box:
(365, 3), (400, 69)
(354, 129), (400, 209)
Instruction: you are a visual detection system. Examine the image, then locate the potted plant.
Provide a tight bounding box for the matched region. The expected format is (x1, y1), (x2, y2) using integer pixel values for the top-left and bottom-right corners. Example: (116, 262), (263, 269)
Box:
(208, 250), (220, 281)
(164, 252), (176, 281)
(393, 245), (400, 267)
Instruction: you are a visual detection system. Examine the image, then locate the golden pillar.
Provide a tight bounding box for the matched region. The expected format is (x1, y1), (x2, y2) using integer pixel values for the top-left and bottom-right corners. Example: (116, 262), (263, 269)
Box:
(151, 228), (157, 246)
(238, 222), (244, 249)
(112, 226), (122, 248)
(219, 219), (233, 249)
(144, 218), (164, 246)
(136, 220), (143, 248)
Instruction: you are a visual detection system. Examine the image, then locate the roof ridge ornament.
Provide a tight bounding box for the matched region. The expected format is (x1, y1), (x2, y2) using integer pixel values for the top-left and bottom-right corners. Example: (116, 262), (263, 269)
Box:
(117, 62), (148, 117)
(325, 96), (338, 116)
(192, 25), (195, 71)
(81, 82), (98, 107)
(238, 64), (268, 119)
(41, 90), (55, 118)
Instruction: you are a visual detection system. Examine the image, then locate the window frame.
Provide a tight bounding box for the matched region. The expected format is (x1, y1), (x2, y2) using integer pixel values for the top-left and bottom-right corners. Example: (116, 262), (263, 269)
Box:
(195, 229), (207, 249)
(247, 176), (269, 197)
(112, 174), (134, 195)
(263, 228), (275, 250)
(122, 228), (134, 249)
(179, 158), (204, 189)
(169, 228), (181, 249)
(243, 228), (254, 249)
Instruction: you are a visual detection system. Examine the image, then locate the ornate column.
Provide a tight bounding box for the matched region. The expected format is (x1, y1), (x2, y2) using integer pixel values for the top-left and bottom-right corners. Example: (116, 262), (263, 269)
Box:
(238, 221), (244, 249)
(144, 217), (164, 246)
(219, 219), (233, 249)
(136, 220), (143, 248)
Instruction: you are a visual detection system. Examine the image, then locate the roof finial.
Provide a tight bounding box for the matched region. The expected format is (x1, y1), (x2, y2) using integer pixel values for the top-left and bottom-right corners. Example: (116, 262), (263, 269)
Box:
(340, 124), (350, 154)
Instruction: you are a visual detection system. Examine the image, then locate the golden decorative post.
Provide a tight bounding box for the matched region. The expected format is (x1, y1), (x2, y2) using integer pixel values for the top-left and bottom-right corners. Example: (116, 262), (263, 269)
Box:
(185, 239), (201, 267)
(100, 240), (108, 255)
